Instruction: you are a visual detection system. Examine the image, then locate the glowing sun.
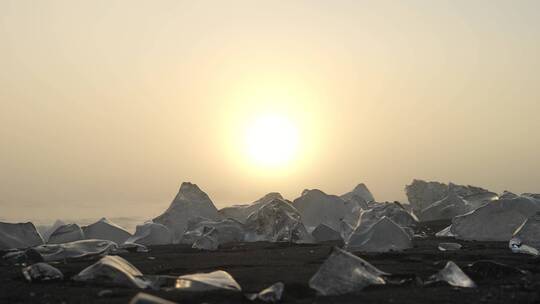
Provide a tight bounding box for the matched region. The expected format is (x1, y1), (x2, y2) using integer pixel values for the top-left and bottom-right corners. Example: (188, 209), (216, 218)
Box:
(244, 114), (299, 167)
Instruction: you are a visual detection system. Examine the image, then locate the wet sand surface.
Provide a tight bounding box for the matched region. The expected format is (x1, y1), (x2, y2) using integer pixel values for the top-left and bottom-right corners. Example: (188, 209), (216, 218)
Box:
(1, 220), (539, 304)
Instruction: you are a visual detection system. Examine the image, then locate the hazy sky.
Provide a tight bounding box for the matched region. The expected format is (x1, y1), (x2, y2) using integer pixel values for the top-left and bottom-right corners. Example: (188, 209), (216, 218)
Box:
(1, 1), (539, 222)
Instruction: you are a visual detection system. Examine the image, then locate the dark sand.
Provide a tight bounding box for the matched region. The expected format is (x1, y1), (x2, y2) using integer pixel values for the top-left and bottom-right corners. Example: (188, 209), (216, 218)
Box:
(1, 220), (539, 304)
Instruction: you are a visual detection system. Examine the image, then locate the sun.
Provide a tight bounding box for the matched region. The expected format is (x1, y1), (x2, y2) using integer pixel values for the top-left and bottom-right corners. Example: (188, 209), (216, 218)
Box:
(244, 114), (299, 167)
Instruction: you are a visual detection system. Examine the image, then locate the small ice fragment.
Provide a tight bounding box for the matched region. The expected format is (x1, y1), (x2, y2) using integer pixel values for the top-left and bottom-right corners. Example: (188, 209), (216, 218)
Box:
(256, 282), (284, 302)
(430, 261), (476, 288)
(120, 242), (149, 253)
(129, 292), (177, 304)
(174, 270), (241, 292)
(73, 255), (151, 289)
(97, 289), (113, 297)
(435, 226), (455, 238)
(438, 242), (462, 251)
(22, 263), (63, 282)
(509, 237), (539, 256)
(309, 247), (387, 295)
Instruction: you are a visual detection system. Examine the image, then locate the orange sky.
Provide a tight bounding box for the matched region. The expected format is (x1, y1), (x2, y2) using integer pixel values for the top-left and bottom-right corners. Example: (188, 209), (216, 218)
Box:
(1, 1), (539, 221)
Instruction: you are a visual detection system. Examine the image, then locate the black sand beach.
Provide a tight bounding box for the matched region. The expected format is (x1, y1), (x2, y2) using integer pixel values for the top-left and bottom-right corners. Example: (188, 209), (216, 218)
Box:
(1, 220), (539, 304)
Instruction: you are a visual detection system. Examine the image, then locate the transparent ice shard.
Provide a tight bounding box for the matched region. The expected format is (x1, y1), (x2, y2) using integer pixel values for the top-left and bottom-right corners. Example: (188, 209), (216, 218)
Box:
(32, 239), (119, 262)
(430, 261), (476, 288)
(438, 242), (462, 251)
(509, 212), (540, 256)
(47, 223), (85, 244)
(435, 226), (455, 238)
(256, 282), (284, 302)
(309, 247), (387, 296)
(346, 217), (412, 252)
(174, 270), (241, 292)
(73, 255), (151, 289)
(22, 262), (63, 282)
(129, 292), (177, 304)
(125, 222), (173, 246)
(244, 199), (313, 243)
(509, 237), (539, 256)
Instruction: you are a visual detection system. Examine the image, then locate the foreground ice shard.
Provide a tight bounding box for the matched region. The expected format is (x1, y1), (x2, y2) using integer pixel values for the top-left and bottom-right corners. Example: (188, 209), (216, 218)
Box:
(451, 195), (540, 241)
(30, 239), (119, 262)
(309, 247), (386, 296)
(129, 293), (176, 304)
(174, 270), (242, 292)
(218, 192), (284, 223)
(47, 223), (85, 244)
(22, 262), (64, 282)
(346, 217), (412, 252)
(125, 222), (173, 246)
(73, 255), (151, 289)
(250, 282), (284, 302)
(292, 189), (348, 232)
(0, 222), (44, 250)
(509, 212), (540, 256)
(429, 261), (476, 288)
(83, 218), (132, 244)
(244, 198), (313, 243)
(438, 242), (462, 251)
(153, 182), (220, 242)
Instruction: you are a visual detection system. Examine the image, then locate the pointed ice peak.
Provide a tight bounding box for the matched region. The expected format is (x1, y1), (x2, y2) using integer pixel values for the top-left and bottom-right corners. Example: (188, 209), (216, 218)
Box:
(430, 261), (476, 288)
(256, 192), (283, 205)
(341, 183), (375, 203)
(499, 190), (518, 199)
(175, 182), (212, 204)
(301, 188), (327, 198)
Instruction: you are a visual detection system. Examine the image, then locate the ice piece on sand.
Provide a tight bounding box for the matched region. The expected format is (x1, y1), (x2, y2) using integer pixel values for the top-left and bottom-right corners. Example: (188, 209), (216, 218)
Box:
(47, 223), (85, 244)
(153, 182), (220, 242)
(311, 224), (342, 242)
(174, 270), (241, 292)
(83, 218), (132, 244)
(438, 242), (462, 251)
(429, 261), (476, 288)
(183, 218), (245, 245)
(346, 217), (412, 252)
(256, 282), (284, 303)
(309, 247), (387, 295)
(435, 226), (455, 238)
(22, 262), (64, 282)
(73, 255), (151, 289)
(244, 198), (313, 243)
(451, 196), (540, 241)
(31, 239), (119, 262)
(125, 222), (173, 246)
(509, 212), (540, 255)
(355, 202), (417, 233)
(39, 220), (65, 242)
(0, 222), (44, 250)
(129, 292), (177, 304)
